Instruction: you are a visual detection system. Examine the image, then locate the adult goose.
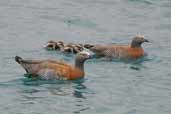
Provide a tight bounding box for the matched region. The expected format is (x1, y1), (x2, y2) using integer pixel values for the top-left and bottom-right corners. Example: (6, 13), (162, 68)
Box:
(15, 51), (91, 80)
(84, 36), (149, 60)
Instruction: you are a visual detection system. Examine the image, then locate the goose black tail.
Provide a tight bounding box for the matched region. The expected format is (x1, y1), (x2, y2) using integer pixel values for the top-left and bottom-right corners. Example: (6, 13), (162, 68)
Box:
(15, 56), (22, 63)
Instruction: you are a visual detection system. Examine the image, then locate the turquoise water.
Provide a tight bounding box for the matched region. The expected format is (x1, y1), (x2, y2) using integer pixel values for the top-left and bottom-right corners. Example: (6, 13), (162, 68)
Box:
(0, 0), (171, 114)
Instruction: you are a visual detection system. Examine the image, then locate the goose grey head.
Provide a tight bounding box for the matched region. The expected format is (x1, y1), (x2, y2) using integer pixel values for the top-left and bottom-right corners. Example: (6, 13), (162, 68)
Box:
(131, 35), (149, 48)
(75, 51), (91, 70)
(75, 51), (91, 63)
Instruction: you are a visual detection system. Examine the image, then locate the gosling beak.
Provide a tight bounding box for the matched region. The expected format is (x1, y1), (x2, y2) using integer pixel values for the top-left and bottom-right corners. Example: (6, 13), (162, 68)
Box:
(43, 43), (50, 48)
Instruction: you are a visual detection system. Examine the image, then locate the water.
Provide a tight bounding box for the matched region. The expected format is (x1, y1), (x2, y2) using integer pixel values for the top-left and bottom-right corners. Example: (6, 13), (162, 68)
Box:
(0, 0), (171, 114)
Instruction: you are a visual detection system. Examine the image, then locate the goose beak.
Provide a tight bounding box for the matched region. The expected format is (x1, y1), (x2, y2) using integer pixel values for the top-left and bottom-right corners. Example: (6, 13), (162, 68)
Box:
(144, 39), (149, 42)
(89, 54), (96, 59)
(85, 52), (92, 59)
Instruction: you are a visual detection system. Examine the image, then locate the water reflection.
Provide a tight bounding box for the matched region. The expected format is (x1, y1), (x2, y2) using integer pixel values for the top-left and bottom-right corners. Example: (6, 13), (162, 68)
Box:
(127, 0), (153, 5)
(88, 54), (151, 71)
(72, 79), (87, 99)
(73, 107), (90, 114)
(72, 79), (91, 114)
(1, 77), (93, 113)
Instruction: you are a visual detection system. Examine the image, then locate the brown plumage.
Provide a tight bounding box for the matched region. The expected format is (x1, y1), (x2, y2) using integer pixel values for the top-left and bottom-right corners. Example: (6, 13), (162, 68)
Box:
(44, 41), (84, 54)
(15, 51), (91, 80)
(63, 43), (84, 54)
(44, 40), (64, 51)
(84, 36), (149, 60)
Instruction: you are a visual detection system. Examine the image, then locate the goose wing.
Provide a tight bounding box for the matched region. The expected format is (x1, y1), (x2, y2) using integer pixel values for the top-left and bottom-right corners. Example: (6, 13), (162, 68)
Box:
(15, 56), (74, 80)
(37, 62), (72, 80)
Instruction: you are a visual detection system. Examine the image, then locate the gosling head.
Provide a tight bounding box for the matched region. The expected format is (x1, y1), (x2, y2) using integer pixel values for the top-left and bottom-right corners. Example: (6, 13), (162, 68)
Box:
(45, 41), (64, 50)
(84, 44), (94, 49)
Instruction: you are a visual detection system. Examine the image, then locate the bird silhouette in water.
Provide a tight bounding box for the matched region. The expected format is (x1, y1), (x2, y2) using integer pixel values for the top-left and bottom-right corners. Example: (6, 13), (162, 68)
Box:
(84, 35), (149, 60)
(15, 51), (91, 80)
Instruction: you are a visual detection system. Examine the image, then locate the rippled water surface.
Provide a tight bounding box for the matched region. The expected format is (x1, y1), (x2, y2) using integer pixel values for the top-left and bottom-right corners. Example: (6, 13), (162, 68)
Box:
(0, 0), (171, 114)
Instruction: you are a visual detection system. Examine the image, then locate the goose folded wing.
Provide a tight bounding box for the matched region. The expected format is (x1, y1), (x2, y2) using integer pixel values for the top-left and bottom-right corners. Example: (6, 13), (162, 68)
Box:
(39, 62), (72, 79)
(90, 45), (109, 52)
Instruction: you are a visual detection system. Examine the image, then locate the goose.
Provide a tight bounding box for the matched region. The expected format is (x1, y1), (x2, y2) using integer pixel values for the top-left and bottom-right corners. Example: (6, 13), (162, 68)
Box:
(84, 36), (149, 60)
(15, 51), (91, 80)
